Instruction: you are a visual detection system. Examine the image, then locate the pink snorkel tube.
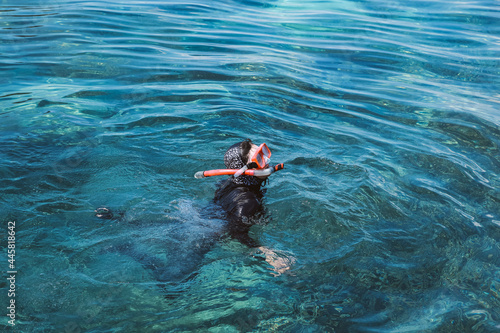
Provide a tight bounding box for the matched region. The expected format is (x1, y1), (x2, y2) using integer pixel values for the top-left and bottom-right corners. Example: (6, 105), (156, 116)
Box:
(194, 163), (284, 179)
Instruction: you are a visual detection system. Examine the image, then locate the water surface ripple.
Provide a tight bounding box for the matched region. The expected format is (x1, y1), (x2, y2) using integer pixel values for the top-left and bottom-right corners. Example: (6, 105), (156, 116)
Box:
(1, 0), (499, 331)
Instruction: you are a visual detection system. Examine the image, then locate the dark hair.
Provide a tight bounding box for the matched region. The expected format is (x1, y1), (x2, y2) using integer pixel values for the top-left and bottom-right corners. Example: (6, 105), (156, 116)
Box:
(240, 139), (253, 163)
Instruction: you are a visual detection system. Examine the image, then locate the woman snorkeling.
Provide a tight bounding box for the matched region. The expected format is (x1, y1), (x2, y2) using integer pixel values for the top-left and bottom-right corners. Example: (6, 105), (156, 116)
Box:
(95, 139), (292, 283)
(196, 138), (293, 275)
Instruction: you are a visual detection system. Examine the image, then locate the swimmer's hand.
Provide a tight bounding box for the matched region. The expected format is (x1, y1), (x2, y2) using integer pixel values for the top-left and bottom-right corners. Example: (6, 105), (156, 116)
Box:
(258, 246), (296, 277)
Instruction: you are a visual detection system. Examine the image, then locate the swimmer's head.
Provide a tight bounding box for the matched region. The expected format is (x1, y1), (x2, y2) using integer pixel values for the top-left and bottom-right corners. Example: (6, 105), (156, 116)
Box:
(194, 139), (282, 180)
(224, 139), (270, 169)
(224, 139), (268, 186)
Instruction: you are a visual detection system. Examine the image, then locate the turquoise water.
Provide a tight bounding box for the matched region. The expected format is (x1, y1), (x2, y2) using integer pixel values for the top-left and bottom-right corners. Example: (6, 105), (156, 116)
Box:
(1, 0), (499, 331)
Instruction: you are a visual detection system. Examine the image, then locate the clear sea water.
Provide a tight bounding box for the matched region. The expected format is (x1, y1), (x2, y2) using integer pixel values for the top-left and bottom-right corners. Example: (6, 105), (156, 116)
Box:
(1, 0), (499, 332)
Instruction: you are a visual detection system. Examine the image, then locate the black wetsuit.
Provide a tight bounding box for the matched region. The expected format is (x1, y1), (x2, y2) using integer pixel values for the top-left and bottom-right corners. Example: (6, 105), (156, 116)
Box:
(214, 178), (264, 247)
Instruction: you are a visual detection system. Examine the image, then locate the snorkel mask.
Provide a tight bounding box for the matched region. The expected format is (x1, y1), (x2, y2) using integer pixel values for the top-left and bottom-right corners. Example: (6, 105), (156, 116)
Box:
(194, 141), (284, 179)
(233, 143), (271, 178)
(251, 143), (271, 169)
